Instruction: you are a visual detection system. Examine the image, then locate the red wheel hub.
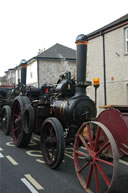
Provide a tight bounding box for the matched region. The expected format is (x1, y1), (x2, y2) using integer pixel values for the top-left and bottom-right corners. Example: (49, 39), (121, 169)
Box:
(90, 151), (96, 164)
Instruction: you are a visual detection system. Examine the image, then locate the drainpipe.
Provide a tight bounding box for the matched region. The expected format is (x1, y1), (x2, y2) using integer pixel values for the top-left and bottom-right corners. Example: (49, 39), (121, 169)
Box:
(102, 33), (107, 105)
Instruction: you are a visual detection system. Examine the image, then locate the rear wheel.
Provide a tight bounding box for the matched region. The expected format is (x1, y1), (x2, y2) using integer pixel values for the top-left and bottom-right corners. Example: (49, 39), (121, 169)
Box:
(11, 96), (32, 147)
(2, 105), (11, 135)
(74, 121), (119, 193)
(40, 117), (64, 169)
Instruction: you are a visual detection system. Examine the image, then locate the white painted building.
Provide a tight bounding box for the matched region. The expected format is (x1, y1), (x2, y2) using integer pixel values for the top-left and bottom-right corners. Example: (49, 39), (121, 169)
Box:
(26, 59), (38, 87)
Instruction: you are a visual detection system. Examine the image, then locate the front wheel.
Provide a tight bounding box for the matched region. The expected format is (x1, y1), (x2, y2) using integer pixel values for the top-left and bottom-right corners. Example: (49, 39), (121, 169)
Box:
(40, 117), (64, 169)
(74, 121), (119, 193)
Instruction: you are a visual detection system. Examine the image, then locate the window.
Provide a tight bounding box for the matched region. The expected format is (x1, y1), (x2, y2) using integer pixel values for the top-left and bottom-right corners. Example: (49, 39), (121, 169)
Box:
(30, 72), (33, 78)
(125, 28), (128, 54)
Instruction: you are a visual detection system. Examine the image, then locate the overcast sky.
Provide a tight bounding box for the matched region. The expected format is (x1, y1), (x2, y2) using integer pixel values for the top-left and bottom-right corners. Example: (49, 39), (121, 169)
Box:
(0, 0), (127, 76)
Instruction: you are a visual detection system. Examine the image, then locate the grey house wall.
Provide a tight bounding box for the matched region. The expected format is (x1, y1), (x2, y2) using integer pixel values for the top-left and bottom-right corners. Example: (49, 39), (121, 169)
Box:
(87, 36), (104, 108)
(87, 25), (128, 111)
(38, 60), (76, 87)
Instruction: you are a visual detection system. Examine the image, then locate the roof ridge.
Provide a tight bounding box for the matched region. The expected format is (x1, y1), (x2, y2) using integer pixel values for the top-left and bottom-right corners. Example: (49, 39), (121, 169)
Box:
(87, 13), (128, 38)
(36, 43), (76, 59)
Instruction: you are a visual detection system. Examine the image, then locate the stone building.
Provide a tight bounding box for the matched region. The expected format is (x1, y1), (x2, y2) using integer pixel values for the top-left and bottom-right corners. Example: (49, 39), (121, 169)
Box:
(86, 14), (128, 111)
(26, 43), (76, 87)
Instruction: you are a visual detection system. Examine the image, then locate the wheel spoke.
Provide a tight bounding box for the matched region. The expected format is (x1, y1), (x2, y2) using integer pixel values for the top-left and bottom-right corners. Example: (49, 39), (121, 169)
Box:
(78, 134), (90, 152)
(78, 161), (90, 173)
(96, 141), (110, 155)
(86, 164), (93, 189)
(16, 133), (22, 143)
(94, 164), (101, 193)
(96, 157), (114, 167)
(13, 113), (19, 118)
(96, 162), (111, 187)
(14, 127), (20, 132)
(75, 150), (88, 157)
(93, 127), (101, 152)
(87, 124), (93, 150)
(17, 116), (22, 122)
(49, 126), (54, 137)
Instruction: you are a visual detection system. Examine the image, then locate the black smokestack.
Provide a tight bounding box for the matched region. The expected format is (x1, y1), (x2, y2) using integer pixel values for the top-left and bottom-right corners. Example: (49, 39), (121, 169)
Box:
(21, 65), (26, 85)
(20, 59), (27, 85)
(75, 34), (89, 97)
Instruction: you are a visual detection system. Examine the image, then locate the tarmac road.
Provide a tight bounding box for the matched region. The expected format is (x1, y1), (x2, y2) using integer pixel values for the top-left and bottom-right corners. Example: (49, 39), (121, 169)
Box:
(0, 129), (85, 193)
(0, 128), (128, 193)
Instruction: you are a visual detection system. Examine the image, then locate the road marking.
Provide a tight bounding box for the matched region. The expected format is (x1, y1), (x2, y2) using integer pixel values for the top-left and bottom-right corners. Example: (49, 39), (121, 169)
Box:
(6, 155), (19, 165)
(29, 141), (38, 146)
(6, 141), (15, 147)
(0, 153), (4, 158)
(33, 137), (40, 142)
(26, 150), (42, 157)
(81, 146), (87, 150)
(0, 147), (3, 151)
(36, 159), (45, 164)
(21, 178), (39, 193)
(64, 153), (74, 159)
(119, 159), (128, 166)
(25, 174), (44, 190)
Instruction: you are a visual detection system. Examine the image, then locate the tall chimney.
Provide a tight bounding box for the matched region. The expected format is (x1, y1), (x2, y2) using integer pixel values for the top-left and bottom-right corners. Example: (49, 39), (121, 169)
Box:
(75, 34), (90, 97)
(20, 59), (27, 85)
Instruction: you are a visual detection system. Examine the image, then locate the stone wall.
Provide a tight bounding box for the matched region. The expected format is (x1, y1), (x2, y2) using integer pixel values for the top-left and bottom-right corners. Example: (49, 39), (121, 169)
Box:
(39, 59), (76, 87)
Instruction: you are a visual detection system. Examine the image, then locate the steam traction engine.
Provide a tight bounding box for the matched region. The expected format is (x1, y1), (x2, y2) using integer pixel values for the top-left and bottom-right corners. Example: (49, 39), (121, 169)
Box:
(9, 35), (128, 193)
(10, 34), (96, 167)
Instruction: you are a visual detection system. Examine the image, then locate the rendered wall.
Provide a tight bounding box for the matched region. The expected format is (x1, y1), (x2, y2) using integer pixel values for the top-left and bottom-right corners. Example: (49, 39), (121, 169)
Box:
(26, 60), (38, 87)
(87, 26), (128, 114)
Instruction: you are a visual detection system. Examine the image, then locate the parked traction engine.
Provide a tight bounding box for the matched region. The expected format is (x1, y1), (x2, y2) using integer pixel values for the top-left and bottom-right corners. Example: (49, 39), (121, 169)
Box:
(10, 34), (96, 169)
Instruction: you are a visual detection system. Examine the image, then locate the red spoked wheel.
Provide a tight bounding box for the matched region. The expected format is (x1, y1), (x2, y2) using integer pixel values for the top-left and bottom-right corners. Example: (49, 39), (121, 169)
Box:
(11, 96), (32, 147)
(74, 121), (119, 193)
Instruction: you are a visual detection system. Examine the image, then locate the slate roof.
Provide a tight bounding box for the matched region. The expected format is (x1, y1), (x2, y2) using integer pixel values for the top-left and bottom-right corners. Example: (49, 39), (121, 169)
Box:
(87, 14), (128, 39)
(37, 43), (76, 60)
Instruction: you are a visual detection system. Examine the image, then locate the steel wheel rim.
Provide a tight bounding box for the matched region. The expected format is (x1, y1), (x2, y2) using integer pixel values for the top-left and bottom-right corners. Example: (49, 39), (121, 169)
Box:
(12, 100), (23, 144)
(2, 106), (11, 135)
(74, 121), (119, 193)
(2, 109), (8, 132)
(24, 110), (30, 133)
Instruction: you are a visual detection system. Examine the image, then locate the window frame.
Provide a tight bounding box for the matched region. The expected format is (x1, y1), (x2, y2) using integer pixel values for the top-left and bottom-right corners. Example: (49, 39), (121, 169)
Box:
(124, 27), (128, 55)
